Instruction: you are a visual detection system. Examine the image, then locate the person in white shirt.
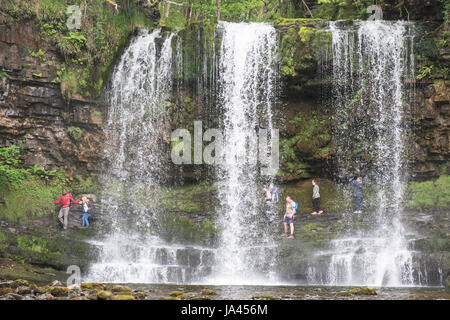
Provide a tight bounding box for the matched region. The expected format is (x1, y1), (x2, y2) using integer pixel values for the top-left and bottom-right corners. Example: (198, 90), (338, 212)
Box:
(311, 179), (323, 215)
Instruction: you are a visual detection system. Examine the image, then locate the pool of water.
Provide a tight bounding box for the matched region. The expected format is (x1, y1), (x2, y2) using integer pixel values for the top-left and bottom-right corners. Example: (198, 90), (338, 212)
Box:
(117, 283), (450, 300)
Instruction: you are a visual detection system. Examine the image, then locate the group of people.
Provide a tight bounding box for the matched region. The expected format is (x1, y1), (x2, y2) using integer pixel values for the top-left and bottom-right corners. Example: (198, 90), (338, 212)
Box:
(54, 189), (91, 230)
(274, 177), (364, 240)
(54, 177), (364, 233)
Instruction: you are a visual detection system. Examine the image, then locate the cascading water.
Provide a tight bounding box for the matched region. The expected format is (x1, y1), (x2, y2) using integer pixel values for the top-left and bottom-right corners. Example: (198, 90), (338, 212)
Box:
(307, 21), (417, 286)
(86, 29), (214, 283)
(208, 22), (281, 285)
(84, 21), (427, 288)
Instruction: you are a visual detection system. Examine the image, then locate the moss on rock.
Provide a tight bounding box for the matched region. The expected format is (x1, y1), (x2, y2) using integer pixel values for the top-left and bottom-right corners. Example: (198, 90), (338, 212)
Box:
(97, 290), (113, 300)
(81, 282), (105, 291)
(337, 287), (377, 296)
(112, 294), (135, 300)
(49, 286), (69, 297)
(0, 287), (14, 295)
(200, 288), (216, 295)
(111, 285), (132, 293)
(169, 290), (185, 297)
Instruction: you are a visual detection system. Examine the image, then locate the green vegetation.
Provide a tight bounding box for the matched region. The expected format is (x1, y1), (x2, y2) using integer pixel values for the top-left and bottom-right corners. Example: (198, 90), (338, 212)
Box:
(0, 258), (65, 284)
(92, 110), (102, 118)
(407, 175), (450, 210)
(0, 232), (8, 251)
(337, 287), (377, 296)
(276, 19), (331, 79)
(159, 181), (216, 214)
(2, 0), (158, 99)
(67, 126), (83, 141)
(313, 0), (375, 20)
(161, 0), (311, 29)
(2, 0), (444, 98)
(164, 215), (218, 244)
(17, 235), (53, 255)
(70, 173), (101, 195)
(0, 145), (71, 222)
(279, 112), (331, 180)
(415, 0), (449, 80)
(29, 49), (46, 62)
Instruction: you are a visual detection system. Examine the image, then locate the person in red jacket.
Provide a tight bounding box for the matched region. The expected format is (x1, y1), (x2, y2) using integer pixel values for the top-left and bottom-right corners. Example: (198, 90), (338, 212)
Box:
(54, 189), (81, 230)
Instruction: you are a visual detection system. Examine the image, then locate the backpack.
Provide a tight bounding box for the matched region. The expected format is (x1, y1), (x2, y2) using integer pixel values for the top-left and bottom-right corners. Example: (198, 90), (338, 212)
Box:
(292, 201), (299, 214)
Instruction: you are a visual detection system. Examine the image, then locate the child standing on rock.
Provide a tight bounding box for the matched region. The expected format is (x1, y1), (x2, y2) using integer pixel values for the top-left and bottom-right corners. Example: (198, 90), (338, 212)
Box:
(81, 196), (91, 228)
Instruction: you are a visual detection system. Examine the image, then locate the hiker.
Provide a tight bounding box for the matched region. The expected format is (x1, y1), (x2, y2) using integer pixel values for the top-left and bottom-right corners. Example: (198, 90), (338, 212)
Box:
(269, 183), (279, 203)
(353, 176), (363, 213)
(311, 179), (323, 215)
(54, 189), (81, 230)
(264, 185), (272, 204)
(80, 196), (91, 228)
(283, 196), (296, 239)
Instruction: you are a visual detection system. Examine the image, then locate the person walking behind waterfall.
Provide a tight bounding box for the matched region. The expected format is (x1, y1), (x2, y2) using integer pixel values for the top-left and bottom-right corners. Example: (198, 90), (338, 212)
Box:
(264, 185), (272, 204)
(311, 179), (323, 215)
(54, 189), (81, 230)
(269, 183), (279, 203)
(80, 196), (91, 228)
(353, 177), (363, 213)
(283, 196), (296, 239)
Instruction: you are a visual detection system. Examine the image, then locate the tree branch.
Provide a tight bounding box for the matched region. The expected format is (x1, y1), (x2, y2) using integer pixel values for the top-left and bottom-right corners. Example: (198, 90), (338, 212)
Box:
(301, 0), (313, 18)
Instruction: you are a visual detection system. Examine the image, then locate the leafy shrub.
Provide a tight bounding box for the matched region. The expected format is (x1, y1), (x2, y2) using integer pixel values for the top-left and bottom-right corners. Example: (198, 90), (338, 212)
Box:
(67, 126), (83, 141)
(407, 175), (450, 210)
(0, 145), (68, 222)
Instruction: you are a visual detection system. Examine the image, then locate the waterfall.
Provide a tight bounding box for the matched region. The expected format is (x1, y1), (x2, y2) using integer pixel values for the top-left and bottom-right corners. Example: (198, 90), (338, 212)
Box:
(86, 29), (213, 283)
(307, 21), (416, 286)
(208, 22), (280, 285)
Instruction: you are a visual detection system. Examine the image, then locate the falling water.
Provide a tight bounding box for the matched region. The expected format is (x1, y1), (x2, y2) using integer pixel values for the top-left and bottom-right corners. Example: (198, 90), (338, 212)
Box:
(86, 29), (213, 283)
(208, 22), (280, 285)
(307, 21), (416, 286)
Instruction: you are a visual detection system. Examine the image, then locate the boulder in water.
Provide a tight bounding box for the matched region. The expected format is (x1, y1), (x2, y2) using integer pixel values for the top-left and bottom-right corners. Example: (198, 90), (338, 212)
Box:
(17, 285), (32, 295)
(200, 288), (216, 295)
(12, 279), (31, 288)
(112, 294), (135, 300)
(170, 290), (185, 297)
(51, 280), (63, 287)
(49, 286), (69, 297)
(81, 282), (105, 291)
(97, 290), (113, 300)
(111, 285), (131, 293)
(0, 287), (14, 295)
(67, 284), (80, 291)
(337, 287), (377, 296)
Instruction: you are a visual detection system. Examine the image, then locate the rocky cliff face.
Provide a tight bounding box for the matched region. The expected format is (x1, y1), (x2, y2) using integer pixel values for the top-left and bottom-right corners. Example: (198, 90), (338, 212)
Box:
(1, 14), (447, 181)
(275, 18), (449, 181)
(0, 16), (104, 175)
(412, 80), (449, 179)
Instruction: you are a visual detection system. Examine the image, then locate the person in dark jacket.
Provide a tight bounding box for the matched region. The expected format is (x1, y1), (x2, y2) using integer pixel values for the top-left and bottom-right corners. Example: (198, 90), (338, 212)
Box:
(353, 177), (363, 213)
